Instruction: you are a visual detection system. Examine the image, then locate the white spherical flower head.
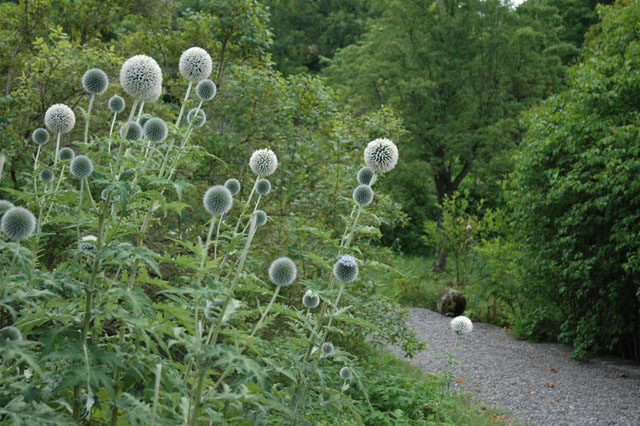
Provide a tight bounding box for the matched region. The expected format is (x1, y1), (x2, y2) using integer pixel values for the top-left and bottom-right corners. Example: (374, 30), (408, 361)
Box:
(144, 85), (162, 103)
(137, 113), (152, 129)
(224, 178), (241, 196)
(203, 185), (233, 216)
(249, 148), (278, 177)
(143, 117), (168, 142)
(256, 178), (271, 195)
(32, 128), (50, 145)
(58, 147), (75, 161)
(45, 103), (76, 134)
(70, 155), (94, 179)
(333, 254), (359, 283)
(255, 210), (267, 227)
(79, 235), (98, 250)
(0, 200), (14, 216)
(108, 95), (125, 113)
(82, 68), (109, 95)
(119, 121), (143, 141)
(466, 224), (473, 232)
(357, 166), (376, 186)
(179, 47), (212, 82)
(353, 184), (374, 206)
(322, 341), (334, 355)
(268, 257), (297, 287)
(119, 55), (163, 101)
(0, 326), (23, 341)
(196, 79), (217, 101)
(39, 168), (54, 183)
(187, 108), (206, 127)
(302, 289), (320, 309)
(364, 137), (398, 174)
(450, 316), (473, 337)
(1, 207), (36, 241)
(340, 366), (351, 380)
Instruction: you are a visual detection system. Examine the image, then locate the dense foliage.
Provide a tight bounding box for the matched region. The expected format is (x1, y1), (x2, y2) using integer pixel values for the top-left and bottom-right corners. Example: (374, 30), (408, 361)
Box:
(511, 0), (640, 361)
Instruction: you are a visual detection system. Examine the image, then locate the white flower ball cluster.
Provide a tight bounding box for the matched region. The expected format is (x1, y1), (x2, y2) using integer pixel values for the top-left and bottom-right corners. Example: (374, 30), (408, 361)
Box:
(119, 55), (163, 101)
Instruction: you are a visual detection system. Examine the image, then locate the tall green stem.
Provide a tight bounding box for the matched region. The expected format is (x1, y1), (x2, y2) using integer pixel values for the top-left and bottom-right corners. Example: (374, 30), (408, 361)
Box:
(54, 132), (61, 165)
(175, 81), (193, 128)
(0, 242), (20, 298)
(112, 99), (139, 180)
(109, 112), (118, 140)
(84, 94), (95, 144)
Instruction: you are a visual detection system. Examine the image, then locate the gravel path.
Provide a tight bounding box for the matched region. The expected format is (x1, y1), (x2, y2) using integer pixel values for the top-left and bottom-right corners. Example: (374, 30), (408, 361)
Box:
(392, 308), (640, 426)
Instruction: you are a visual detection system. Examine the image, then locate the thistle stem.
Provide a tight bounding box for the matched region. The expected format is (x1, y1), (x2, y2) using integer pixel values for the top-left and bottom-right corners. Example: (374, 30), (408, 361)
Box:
(150, 363), (162, 426)
(84, 94), (95, 144)
(137, 101), (145, 119)
(109, 112), (117, 140)
(77, 178), (85, 242)
(54, 132), (61, 165)
(233, 177), (258, 235)
(0, 242), (20, 298)
(112, 99), (139, 180)
(85, 178), (97, 210)
(34, 146), (41, 172)
(176, 81), (193, 128)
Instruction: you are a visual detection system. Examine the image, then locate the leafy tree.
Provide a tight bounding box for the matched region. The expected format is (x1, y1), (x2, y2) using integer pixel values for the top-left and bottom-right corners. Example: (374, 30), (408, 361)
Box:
(512, 0), (640, 361)
(327, 0), (567, 265)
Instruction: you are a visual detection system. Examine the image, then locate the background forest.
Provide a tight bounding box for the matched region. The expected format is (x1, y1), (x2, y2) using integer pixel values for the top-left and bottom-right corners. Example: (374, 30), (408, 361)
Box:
(0, 0), (639, 424)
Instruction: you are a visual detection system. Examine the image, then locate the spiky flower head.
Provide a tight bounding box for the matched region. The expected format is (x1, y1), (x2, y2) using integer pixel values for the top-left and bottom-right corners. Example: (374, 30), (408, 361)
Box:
(196, 79), (217, 101)
(224, 178), (241, 196)
(70, 155), (94, 179)
(204, 298), (224, 321)
(302, 289), (320, 309)
(119, 121), (142, 141)
(0, 200), (14, 217)
(146, 85), (162, 103)
(333, 254), (358, 283)
(0, 326), (22, 341)
(249, 148), (278, 177)
(187, 108), (206, 127)
(143, 117), (168, 142)
(450, 316), (473, 337)
(353, 184), (373, 206)
(108, 95), (125, 113)
(82, 68), (109, 95)
(79, 235), (97, 250)
(203, 185), (233, 216)
(322, 342), (334, 355)
(32, 128), (50, 145)
(39, 168), (54, 183)
(179, 47), (212, 82)
(340, 367), (351, 380)
(364, 138), (398, 174)
(1, 207), (36, 241)
(137, 113), (152, 129)
(256, 178), (271, 195)
(357, 166), (376, 186)
(268, 257), (297, 287)
(119, 55), (163, 101)
(255, 210), (267, 227)
(59, 147), (75, 161)
(45, 104), (75, 134)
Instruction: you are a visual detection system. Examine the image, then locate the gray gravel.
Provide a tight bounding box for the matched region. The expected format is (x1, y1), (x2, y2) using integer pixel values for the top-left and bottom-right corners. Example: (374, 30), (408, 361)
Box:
(391, 308), (640, 426)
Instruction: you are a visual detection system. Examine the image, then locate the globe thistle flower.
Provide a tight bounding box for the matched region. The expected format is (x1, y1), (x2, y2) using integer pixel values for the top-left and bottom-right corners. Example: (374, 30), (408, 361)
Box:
(204, 298), (224, 321)
(0, 200), (14, 217)
(196, 79), (217, 101)
(0, 326), (23, 341)
(203, 185), (233, 216)
(1, 207), (36, 241)
(137, 113), (152, 129)
(119, 121), (142, 141)
(79, 235), (97, 250)
(39, 168), (54, 183)
(119, 55), (163, 101)
(364, 138), (398, 174)
(249, 148), (278, 177)
(466, 224), (472, 232)
(268, 257), (297, 287)
(45, 104), (76, 134)
(187, 108), (206, 127)
(70, 155), (94, 179)
(356, 166), (376, 186)
(352, 184), (373, 206)
(322, 341), (334, 355)
(32, 128), (50, 145)
(333, 255), (359, 283)
(143, 117), (168, 142)
(255, 210), (267, 227)
(179, 47), (212, 82)
(108, 95), (125, 113)
(82, 68), (109, 95)
(302, 289), (320, 309)
(256, 178), (271, 195)
(340, 367), (351, 380)
(224, 178), (241, 196)
(450, 316), (473, 337)
(59, 147), (75, 161)
(145, 85), (162, 103)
